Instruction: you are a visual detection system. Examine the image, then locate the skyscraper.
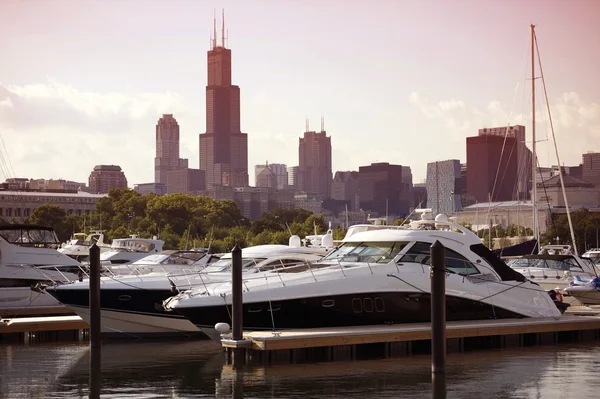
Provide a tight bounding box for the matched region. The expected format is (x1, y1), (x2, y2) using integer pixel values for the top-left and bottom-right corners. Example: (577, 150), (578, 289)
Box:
(479, 125), (531, 199)
(298, 119), (332, 198)
(426, 159), (463, 215)
(154, 114), (188, 185)
(466, 135), (518, 203)
(199, 11), (248, 189)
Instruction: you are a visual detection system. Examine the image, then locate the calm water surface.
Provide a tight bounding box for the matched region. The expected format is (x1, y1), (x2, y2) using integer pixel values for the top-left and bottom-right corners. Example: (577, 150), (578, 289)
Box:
(1, 340), (599, 398)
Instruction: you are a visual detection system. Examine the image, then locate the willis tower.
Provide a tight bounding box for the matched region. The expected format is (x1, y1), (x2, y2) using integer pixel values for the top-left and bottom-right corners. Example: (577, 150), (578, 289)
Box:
(199, 11), (248, 189)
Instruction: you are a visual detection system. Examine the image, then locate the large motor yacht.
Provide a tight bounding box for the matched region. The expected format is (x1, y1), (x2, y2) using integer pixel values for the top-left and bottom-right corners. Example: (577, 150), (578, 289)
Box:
(97, 235), (164, 266)
(45, 243), (329, 338)
(0, 224), (83, 317)
(163, 213), (562, 340)
(58, 231), (111, 262)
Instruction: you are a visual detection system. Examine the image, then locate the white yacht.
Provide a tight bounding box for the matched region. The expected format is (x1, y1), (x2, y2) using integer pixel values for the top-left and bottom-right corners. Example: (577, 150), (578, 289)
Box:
(98, 235), (164, 265)
(58, 231), (111, 262)
(0, 224), (83, 317)
(507, 245), (599, 303)
(45, 243), (330, 338)
(163, 213), (561, 340)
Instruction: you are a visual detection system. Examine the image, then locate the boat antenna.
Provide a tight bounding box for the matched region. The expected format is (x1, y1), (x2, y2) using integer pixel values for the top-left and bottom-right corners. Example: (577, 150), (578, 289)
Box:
(285, 222), (293, 236)
(221, 9), (225, 48)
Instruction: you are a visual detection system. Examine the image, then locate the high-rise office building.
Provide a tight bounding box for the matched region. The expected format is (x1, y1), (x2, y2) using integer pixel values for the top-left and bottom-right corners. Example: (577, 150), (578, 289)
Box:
(583, 152), (600, 188)
(154, 114), (188, 185)
(255, 163), (288, 189)
(287, 166), (300, 189)
(358, 162), (410, 217)
(88, 165), (128, 194)
(199, 12), (248, 189)
(298, 119), (332, 197)
(332, 171), (359, 211)
(426, 159), (463, 215)
(479, 125), (531, 199)
(466, 135), (517, 203)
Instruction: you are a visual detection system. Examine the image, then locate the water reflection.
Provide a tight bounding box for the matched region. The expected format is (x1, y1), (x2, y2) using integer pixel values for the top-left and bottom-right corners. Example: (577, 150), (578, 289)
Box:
(1, 341), (600, 398)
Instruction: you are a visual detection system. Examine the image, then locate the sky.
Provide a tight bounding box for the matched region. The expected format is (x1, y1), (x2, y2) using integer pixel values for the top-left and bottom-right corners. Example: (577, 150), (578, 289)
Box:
(0, 0), (599, 186)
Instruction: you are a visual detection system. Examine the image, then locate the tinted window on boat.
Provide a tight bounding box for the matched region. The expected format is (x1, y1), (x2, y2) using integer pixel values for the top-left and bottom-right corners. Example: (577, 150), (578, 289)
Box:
(400, 242), (480, 276)
(322, 241), (410, 264)
(470, 243), (527, 282)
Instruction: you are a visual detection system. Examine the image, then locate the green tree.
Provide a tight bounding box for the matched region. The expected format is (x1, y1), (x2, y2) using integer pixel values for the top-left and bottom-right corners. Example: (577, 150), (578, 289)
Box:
(28, 204), (69, 241)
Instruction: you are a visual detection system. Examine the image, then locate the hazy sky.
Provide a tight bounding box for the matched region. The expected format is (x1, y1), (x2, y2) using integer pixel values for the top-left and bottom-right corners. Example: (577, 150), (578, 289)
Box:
(1, 0), (599, 186)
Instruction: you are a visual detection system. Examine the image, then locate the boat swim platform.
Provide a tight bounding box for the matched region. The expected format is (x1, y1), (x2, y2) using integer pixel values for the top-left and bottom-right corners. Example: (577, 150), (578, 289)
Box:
(221, 315), (600, 365)
(0, 315), (89, 344)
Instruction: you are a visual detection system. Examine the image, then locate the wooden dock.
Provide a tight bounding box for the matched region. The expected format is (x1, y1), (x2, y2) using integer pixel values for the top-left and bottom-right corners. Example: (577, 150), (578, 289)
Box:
(0, 315), (89, 343)
(221, 315), (600, 365)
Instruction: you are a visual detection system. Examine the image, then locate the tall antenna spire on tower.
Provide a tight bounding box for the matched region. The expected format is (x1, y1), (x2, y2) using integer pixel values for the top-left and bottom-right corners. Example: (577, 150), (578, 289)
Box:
(321, 115), (324, 132)
(212, 10), (217, 49)
(305, 118), (309, 132)
(221, 9), (225, 48)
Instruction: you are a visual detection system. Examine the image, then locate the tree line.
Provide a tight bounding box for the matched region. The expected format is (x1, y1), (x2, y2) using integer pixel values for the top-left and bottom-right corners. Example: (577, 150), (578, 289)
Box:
(13, 188), (338, 253)
(4, 187), (598, 253)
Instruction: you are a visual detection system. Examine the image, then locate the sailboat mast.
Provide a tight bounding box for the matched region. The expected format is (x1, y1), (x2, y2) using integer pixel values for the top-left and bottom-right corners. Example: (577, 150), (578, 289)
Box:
(531, 24), (538, 245)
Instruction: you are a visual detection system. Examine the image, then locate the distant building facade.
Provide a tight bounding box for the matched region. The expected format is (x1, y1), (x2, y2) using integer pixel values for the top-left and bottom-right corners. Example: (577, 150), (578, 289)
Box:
(358, 162), (411, 218)
(287, 166), (300, 189)
(88, 165), (128, 194)
(134, 183), (166, 196)
(583, 152), (600, 188)
(154, 114), (189, 186)
(331, 171), (359, 211)
(466, 135), (517, 203)
(479, 125), (532, 199)
(298, 128), (332, 198)
(426, 159), (463, 215)
(255, 163), (288, 189)
(0, 190), (105, 222)
(165, 168), (205, 194)
(199, 17), (248, 189)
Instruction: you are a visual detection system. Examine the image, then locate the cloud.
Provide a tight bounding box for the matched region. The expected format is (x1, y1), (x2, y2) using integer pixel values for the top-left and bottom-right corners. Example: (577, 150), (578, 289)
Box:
(408, 91), (600, 167)
(0, 79), (194, 185)
(0, 79), (188, 133)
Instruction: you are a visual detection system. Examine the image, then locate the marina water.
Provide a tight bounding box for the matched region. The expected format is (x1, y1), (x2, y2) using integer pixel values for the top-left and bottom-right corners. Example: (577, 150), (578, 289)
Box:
(1, 340), (600, 398)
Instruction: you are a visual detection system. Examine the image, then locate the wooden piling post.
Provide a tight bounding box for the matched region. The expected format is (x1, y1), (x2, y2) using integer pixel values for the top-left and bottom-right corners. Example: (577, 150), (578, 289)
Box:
(430, 240), (446, 375)
(89, 243), (101, 349)
(231, 244), (244, 368)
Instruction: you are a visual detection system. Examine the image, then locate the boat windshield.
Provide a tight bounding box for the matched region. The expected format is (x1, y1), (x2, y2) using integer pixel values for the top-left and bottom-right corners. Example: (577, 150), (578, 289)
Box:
(0, 226), (60, 246)
(322, 241), (409, 264)
(508, 256), (589, 272)
(202, 258), (267, 273)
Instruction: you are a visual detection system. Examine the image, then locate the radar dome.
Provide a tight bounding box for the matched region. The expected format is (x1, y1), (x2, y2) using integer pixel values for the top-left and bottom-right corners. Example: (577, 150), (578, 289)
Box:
(215, 322), (231, 333)
(289, 235), (301, 248)
(321, 233), (334, 248)
(435, 213), (449, 223)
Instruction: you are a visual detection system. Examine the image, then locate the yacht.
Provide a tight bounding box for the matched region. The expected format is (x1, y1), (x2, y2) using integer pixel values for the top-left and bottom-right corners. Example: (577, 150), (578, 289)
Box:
(163, 213), (561, 340)
(102, 249), (219, 276)
(507, 245), (599, 303)
(45, 243), (330, 338)
(98, 235), (164, 265)
(582, 248), (600, 265)
(58, 231), (110, 262)
(563, 277), (600, 305)
(0, 224), (83, 317)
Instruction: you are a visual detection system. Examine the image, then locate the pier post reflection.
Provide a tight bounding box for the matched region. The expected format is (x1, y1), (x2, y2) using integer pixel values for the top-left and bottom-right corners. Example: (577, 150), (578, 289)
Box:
(89, 347), (101, 399)
(432, 373), (447, 399)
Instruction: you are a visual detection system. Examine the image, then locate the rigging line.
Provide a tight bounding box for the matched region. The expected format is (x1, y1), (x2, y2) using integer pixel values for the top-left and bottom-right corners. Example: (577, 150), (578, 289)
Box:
(489, 29), (529, 204)
(534, 30), (578, 256)
(536, 156), (557, 241)
(479, 281), (529, 301)
(0, 131), (28, 215)
(220, 293), (233, 322)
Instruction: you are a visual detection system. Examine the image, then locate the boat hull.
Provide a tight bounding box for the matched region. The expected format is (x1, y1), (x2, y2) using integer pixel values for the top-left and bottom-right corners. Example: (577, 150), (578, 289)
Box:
(563, 286), (600, 305)
(0, 287), (71, 317)
(69, 305), (201, 338)
(46, 285), (202, 337)
(174, 291), (528, 333)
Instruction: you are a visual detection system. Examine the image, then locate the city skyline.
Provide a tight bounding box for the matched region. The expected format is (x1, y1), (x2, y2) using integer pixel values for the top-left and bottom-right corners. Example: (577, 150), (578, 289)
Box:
(1, 0), (599, 187)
